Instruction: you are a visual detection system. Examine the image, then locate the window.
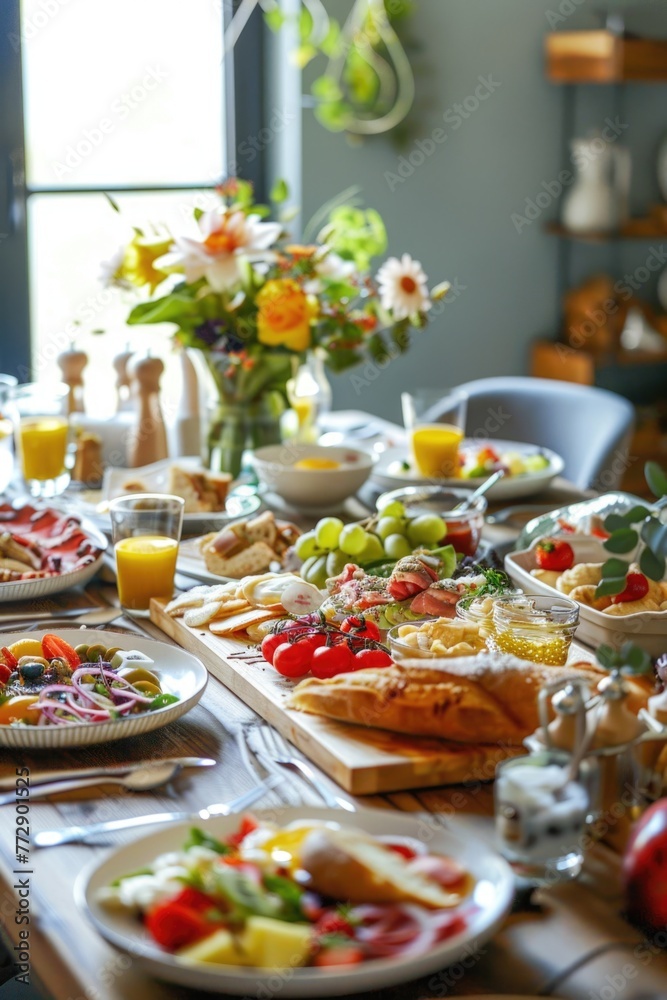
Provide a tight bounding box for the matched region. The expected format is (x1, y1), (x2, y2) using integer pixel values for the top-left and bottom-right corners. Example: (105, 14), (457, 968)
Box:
(0, 0), (285, 413)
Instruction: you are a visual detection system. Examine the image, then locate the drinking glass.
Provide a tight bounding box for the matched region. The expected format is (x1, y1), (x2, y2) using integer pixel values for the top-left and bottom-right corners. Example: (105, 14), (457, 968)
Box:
(401, 388), (467, 479)
(495, 750), (591, 885)
(109, 494), (184, 616)
(14, 382), (70, 498)
(0, 375), (18, 494)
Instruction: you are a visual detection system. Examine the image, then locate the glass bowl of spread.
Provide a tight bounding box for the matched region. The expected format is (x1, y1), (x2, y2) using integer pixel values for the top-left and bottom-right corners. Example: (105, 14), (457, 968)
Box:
(489, 594), (579, 666)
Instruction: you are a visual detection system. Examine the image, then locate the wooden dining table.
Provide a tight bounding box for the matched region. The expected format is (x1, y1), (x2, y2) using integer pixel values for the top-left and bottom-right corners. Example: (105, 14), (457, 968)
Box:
(0, 422), (665, 1000)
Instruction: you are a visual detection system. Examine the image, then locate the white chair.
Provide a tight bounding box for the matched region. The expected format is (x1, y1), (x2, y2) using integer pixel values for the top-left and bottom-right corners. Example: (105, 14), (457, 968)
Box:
(430, 377), (635, 491)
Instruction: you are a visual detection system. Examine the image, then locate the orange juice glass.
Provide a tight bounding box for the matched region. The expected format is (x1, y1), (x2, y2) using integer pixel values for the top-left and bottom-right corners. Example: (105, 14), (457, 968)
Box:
(14, 382), (70, 497)
(402, 388), (467, 480)
(109, 494), (184, 616)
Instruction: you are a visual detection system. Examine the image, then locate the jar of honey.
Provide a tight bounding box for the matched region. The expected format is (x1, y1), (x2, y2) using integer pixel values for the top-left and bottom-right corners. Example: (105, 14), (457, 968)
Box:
(490, 595), (579, 666)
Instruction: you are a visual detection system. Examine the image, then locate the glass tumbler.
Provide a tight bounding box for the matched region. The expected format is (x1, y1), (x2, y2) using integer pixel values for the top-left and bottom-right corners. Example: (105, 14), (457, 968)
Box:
(14, 382), (70, 498)
(401, 388), (467, 480)
(110, 494), (184, 616)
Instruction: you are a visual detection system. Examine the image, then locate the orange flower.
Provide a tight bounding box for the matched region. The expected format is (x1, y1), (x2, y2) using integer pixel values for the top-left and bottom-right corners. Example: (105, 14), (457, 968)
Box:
(256, 278), (313, 352)
(285, 244), (318, 259)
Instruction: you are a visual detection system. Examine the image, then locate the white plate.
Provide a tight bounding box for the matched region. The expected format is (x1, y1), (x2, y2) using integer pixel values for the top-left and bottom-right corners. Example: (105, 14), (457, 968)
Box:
(0, 629), (207, 749)
(505, 536), (667, 657)
(77, 805), (514, 998)
(72, 458), (261, 535)
(372, 440), (564, 500)
(0, 515), (108, 604)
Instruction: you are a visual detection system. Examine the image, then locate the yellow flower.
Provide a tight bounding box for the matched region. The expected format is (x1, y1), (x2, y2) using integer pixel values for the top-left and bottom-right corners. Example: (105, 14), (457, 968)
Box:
(122, 233), (173, 292)
(256, 279), (313, 352)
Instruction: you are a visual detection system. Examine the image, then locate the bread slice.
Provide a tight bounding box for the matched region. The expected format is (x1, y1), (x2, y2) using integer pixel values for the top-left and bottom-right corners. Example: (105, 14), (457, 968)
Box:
(203, 541), (277, 579)
(299, 827), (465, 909)
(168, 466), (231, 513)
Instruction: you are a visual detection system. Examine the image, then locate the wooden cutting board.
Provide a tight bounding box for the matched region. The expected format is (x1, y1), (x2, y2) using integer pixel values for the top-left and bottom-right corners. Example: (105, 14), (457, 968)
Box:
(150, 599), (596, 795)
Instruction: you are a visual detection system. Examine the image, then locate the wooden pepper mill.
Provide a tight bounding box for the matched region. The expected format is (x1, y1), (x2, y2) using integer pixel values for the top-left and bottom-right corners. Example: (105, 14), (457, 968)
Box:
(113, 346), (134, 413)
(57, 345), (88, 415)
(126, 354), (168, 468)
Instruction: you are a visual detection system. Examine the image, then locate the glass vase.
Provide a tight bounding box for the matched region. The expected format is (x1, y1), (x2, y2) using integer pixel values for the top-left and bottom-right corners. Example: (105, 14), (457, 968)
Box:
(206, 392), (287, 477)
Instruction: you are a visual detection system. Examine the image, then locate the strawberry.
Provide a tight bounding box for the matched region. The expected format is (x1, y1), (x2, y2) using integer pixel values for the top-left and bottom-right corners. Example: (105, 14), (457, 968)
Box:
(535, 538), (575, 572)
(611, 572), (649, 605)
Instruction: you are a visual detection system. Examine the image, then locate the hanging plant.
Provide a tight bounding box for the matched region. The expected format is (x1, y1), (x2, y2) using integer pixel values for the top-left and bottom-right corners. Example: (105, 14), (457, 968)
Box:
(264, 0), (419, 141)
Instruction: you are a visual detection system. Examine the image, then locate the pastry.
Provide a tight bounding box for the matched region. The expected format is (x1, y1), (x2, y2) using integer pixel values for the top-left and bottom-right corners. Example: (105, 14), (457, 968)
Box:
(289, 654), (610, 746)
(168, 466), (231, 513)
(556, 563), (602, 594)
(568, 584), (612, 611)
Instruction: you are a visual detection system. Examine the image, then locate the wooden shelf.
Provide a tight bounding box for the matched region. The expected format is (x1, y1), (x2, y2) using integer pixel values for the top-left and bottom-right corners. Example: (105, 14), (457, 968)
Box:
(546, 219), (667, 243)
(546, 30), (667, 83)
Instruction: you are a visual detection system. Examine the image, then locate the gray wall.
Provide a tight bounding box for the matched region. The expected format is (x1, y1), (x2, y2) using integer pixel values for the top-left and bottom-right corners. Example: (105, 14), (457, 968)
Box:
(300, 0), (667, 423)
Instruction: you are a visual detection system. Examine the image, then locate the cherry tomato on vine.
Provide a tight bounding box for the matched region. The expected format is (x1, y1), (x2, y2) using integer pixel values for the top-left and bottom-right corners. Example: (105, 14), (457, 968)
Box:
(272, 642), (313, 678)
(353, 648), (393, 670)
(340, 615), (381, 642)
(311, 644), (354, 679)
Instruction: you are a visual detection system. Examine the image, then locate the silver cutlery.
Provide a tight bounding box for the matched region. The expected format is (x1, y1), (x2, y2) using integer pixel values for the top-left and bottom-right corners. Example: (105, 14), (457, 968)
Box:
(0, 760), (184, 806)
(0, 606), (121, 631)
(242, 725), (355, 812)
(33, 774), (283, 847)
(453, 469), (505, 512)
(0, 756), (216, 792)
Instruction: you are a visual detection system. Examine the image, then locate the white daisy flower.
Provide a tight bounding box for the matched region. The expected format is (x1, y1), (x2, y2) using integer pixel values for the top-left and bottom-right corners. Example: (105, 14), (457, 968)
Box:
(155, 209), (281, 292)
(376, 253), (431, 320)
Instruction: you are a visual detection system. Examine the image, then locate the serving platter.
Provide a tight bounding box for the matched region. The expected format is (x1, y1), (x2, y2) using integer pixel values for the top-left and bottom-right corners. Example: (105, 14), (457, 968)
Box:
(0, 507), (108, 603)
(505, 536), (667, 657)
(78, 805), (514, 998)
(150, 599), (595, 794)
(0, 629), (207, 749)
(372, 440), (564, 499)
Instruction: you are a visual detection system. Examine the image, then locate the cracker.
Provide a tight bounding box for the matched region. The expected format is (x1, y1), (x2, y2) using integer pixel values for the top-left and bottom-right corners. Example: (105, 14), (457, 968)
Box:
(183, 602), (225, 627)
(165, 587), (214, 616)
(209, 608), (281, 636)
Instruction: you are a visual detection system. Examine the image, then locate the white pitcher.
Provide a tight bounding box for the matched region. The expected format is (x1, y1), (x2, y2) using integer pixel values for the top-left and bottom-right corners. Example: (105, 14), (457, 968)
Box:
(562, 136), (630, 233)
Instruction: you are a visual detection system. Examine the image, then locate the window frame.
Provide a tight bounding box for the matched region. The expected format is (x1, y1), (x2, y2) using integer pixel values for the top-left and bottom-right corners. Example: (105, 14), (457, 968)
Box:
(0, 0), (280, 381)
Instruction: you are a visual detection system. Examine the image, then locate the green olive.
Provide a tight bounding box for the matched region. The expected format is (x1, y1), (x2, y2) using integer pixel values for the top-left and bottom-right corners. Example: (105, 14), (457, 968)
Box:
(104, 647), (122, 661)
(118, 667), (161, 687)
(74, 644), (90, 661)
(131, 680), (162, 697)
(18, 656), (49, 668)
(85, 643), (108, 663)
(19, 662), (44, 681)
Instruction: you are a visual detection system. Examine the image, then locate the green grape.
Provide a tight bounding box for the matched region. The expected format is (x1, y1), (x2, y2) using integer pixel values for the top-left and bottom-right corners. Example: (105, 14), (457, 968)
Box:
(376, 516), (405, 541)
(384, 533), (412, 560)
(339, 523), (368, 556)
(301, 554), (329, 589)
(376, 497), (406, 518)
(407, 514), (447, 546)
(314, 517), (344, 551)
(294, 530), (320, 561)
(326, 549), (349, 578)
(358, 533), (385, 565)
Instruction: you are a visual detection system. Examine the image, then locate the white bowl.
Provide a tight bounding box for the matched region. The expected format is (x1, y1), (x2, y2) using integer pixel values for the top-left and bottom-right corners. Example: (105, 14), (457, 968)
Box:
(252, 444), (375, 509)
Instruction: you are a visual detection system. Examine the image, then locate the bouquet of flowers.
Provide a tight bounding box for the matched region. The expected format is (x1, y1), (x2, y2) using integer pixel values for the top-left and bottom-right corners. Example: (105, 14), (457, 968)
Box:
(104, 179), (447, 475)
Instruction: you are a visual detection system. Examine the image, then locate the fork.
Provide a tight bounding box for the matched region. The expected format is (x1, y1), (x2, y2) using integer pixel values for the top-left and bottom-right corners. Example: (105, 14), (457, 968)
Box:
(242, 725), (355, 812)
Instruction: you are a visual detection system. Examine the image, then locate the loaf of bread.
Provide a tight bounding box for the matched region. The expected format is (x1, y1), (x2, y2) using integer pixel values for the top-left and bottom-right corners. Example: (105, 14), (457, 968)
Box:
(289, 654), (652, 746)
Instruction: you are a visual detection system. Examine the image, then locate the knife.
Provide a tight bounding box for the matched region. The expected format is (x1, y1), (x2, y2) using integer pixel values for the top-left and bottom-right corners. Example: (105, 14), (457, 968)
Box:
(0, 756), (216, 792)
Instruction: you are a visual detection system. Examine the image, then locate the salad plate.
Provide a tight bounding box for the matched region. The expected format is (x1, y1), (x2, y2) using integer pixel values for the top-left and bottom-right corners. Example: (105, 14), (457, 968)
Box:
(0, 504), (107, 603)
(0, 629), (207, 749)
(78, 805), (514, 998)
(371, 440), (564, 500)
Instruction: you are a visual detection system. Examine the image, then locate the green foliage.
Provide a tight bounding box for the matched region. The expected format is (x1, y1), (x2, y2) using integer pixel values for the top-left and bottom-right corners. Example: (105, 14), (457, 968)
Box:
(320, 206), (387, 269)
(597, 462), (667, 598)
(596, 641), (653, 676)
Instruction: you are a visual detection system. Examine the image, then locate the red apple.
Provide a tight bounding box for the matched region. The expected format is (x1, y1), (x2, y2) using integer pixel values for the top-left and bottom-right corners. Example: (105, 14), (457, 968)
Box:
(623, 798), (667, 932)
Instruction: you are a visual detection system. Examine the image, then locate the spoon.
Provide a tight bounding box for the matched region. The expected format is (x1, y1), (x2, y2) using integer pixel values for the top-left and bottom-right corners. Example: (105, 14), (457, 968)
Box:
(0, 760), (182, 806)
(453, 469), (505, 512)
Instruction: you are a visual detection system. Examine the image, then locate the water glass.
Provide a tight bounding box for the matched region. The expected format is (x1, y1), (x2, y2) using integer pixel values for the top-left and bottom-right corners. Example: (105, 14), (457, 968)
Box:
(14, 382), (70, 498)
(110, 494), (184, 617)
(401, 388), (467, 479)
(495, 750), (591, 885)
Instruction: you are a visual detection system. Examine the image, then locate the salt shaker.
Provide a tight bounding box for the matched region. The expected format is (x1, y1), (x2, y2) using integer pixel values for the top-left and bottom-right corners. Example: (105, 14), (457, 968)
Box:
(57, 346), (88, 415)
(126, 354), (168, 468)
